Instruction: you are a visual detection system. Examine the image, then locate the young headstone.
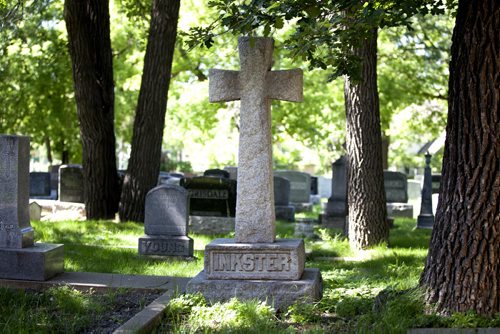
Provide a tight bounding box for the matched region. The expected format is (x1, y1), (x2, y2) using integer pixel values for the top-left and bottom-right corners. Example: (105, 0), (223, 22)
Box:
(223, 166), (238, 180)
(321, 156), (348, 231)
(0, 135), (64, 280)
(274, 170), (313, 212)
(204, 169), (230, 179)
(187, 37), (321, 310)
(139, 185), (193, 257)
(384, 171), (413, 218)
(273, 176), (295, 222)
(417, 153), (435, 229)
(181, 176), (237, 234)
(58, 164), (84, 203)
(29, 172), (51, 198)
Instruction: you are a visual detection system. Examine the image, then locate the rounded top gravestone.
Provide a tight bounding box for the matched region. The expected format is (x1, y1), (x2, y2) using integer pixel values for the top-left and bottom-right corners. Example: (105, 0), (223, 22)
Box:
(144, 185), (189, 236)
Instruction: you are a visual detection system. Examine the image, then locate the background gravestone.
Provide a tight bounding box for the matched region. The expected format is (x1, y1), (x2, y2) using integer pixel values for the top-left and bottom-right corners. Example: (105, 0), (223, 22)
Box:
(49, 164), (61, 199)
(0, 135), (64, 280)
(317, 176), (332, 199)
(223, 166), (238, 180)
(417, 153), (435, 229)
(431, 174), (441, 194)
(274, 170), (312, 212)
(29, 172), (51, 198)
(58, 164), (84, 203)
(139, 185), (193, 257)
(321, 156), (348, 231)
(204, 169), (230, 179)
(274, 176), (295, 222)
(384, 171), (413, 218)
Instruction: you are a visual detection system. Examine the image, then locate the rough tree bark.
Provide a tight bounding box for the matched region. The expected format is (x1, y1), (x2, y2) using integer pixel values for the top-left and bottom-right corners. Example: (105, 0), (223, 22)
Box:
(119, 0), (181, 222)
(64, 0), (120, 219)
(344, 28), (388, 249)
(420, 0), (500, 315)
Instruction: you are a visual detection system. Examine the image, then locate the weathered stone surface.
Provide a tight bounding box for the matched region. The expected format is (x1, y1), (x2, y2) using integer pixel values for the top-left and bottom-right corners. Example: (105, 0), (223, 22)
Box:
(275, 205), (295, 222)
(138, 235), (193, 257)
(274, 171), (311, 205)
(189, 216), (235, 235)
(0, 243), (64, 281)
(181, 177), (236, 217)
(187, 268), (322, 311)
(204, 238), (304, 280)
(144, 185), (189, 236)
(29, 172), (51, 197)
(209, 37), (303, 243)
(58, 164), (84, 203)
(383, 171), (409, 203)
(0, 135), (34, 249)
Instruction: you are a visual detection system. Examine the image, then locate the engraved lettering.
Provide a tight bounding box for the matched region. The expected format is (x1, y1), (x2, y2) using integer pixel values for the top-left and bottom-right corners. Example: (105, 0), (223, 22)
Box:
(189, 189), (228, 199)
(241, 254), (254, 271)
(212, 252), (293, 273)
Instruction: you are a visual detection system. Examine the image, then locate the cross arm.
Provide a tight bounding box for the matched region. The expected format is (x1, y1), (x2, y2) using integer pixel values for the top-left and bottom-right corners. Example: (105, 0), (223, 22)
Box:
(266, 69), (303, 102)
(209, 69), (241, 102)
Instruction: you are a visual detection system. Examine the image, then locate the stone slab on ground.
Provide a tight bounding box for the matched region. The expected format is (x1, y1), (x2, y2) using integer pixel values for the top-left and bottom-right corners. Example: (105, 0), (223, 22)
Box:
(0, 271), (190, 293)
(189, 216), (234, 235)
(204, 238), (305, 280)
(186, 268), (322, 311)
(0, 243), (64, 281)
(30, 199), (86, 221)
(138, 235), (193, 257)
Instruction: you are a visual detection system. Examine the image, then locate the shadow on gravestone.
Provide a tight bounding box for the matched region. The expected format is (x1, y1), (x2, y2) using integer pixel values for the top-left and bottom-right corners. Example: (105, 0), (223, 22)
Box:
(0, 135), (64, 281)
(139, 185), (193, 257)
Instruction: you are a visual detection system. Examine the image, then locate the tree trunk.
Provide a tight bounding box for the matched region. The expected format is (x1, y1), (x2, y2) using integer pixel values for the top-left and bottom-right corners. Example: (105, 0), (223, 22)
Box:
(344, 28), (388, 249)
(119, 0), (180, 222)
(420, 0), (500, 315)
(64, 0), (120, 219)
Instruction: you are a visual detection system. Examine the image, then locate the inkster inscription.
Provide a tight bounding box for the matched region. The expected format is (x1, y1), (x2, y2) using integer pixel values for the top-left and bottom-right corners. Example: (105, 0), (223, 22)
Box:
(212, 252), (292, 272)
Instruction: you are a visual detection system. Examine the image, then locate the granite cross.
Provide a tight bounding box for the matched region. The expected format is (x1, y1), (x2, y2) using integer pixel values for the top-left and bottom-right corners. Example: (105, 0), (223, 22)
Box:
(209, 37), (303, 243)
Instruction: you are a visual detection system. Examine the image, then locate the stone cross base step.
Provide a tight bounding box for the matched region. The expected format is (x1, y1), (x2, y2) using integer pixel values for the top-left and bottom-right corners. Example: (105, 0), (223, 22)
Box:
(204, 238), (305, 280)
(139, 235), (193, 257)
(186, 268), (322, 311)
(189, 216), (235, 235)
(275, 205), (295, 222)
(0, 243), (64, 281)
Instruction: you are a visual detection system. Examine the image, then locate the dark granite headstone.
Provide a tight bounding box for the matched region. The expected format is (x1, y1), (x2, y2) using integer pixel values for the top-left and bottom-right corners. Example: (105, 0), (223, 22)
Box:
(59, 165), (84, 203)
(49, 164), (61, 199)
(0, 135), (63, 280)
(323, 156), (348, 231)
(431, 174), (441, 194)
(274, 171), (312, 212)
(383, 171), (408, 203)
(204, 169), (230, 179)
(273, 176), (295, 222)
(310, 176), (318, 195)
(181, 176), (236, 217)
(29, 172), (51, 197)
(417, 153), (435, 229)
(139, 185), (193, 257)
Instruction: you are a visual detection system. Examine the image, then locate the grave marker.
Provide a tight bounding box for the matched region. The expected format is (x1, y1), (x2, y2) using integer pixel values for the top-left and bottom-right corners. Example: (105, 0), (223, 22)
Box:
(274, 176), (295, 222)
(417, 153), (435, 229)
(29, 172), (51, 198)
(59, 165), (84, 203)
(187, 37), (321, 310)
(274, 170), (313, 212)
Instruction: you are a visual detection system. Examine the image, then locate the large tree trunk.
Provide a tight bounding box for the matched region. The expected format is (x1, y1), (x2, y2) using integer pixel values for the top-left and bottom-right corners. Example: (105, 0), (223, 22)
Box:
(344, 28), (388, 249)
(64, 0), (120, 219)
(119, 0), (180, 222)
(420, 0), (500, 315)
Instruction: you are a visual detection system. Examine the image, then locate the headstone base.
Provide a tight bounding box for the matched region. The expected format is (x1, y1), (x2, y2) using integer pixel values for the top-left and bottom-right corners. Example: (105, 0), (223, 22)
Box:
(416, 214), (434, 229)
(275, 205), (295, 222)
(0, 243), (64, 281)
(204, 238), (305, 280)
(139, 235), (193, 257)
(189, 216), (235, 235)
(386, 203), (413, 218)
(186, 268), (322, 311)
(291, 202), (313, 213)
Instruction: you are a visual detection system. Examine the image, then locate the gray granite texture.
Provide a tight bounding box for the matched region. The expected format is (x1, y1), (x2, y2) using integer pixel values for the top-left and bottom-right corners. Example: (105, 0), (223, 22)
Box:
(181, 176), (236, 217)
(274, 170), (312, 205)
(58, 164), (84, 203)
(0, 243), (64, 281)
(209, 37), (303, 243)
(204, 238), (305, 280)
(187, 268), (322, 311)
(138, 235), (193, 257)
(0, 135), (34, 249)
(189, 216), (235, 235)
(144, 185), (189, 236)
(29, 172), (51, 197)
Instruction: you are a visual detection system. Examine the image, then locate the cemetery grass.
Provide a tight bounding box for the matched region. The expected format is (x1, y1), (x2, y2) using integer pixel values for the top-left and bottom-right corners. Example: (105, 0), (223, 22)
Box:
(158, 218), (500, 333)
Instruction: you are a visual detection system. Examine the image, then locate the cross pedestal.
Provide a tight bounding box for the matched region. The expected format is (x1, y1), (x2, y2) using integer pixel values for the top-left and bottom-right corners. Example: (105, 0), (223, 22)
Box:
(187, 37), (322, 310)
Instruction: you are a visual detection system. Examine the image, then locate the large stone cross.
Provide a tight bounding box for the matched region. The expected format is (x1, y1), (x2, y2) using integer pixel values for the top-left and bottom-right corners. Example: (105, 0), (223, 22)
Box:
(209, 37), (303, 243)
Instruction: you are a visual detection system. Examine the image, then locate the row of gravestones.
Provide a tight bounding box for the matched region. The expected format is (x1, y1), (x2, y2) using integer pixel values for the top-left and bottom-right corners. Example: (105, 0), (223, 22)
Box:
(321, 155), (441, 230)
(29, 165), (85, 203)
